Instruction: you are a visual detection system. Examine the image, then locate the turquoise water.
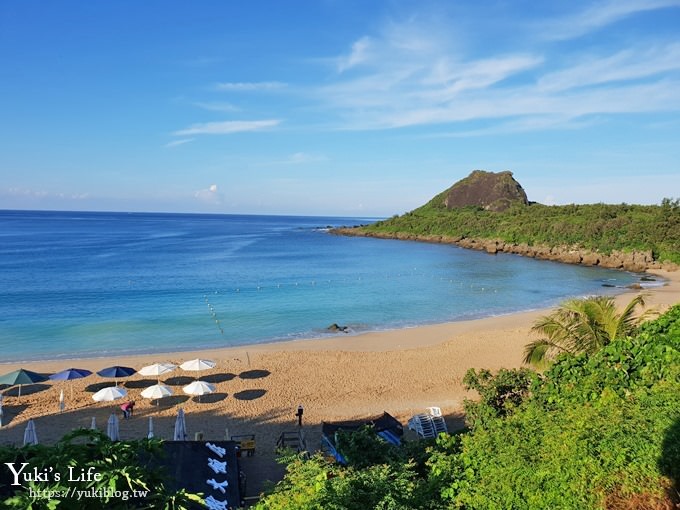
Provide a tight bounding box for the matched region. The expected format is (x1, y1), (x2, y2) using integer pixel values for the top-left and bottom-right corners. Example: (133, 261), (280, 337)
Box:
(0, 210), (644, 362)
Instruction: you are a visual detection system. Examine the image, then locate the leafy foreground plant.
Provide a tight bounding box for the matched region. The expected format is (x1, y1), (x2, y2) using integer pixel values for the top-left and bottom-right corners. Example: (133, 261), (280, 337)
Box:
(257, 305), (680, 510)
(0, 429), (201, 509)
(523, 294), (650, 366)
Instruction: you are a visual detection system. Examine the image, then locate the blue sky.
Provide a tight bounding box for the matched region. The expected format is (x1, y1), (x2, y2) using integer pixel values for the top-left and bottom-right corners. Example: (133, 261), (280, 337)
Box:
(1, 0), (679, 216)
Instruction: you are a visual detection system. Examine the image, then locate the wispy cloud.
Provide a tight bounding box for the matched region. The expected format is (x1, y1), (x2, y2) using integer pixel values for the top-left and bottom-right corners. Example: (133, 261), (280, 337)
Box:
(537, 42), (680, 92)
(541, 0), (680, 40)
(285, 152), (328, 164)
(164, 138), (195, 148)
(5, 187), (89, 200)
(173, 119), (281, 136)
(215, 81), (286, 91)
(192, 101), (239, 112)
(182, 56), (225, 67)
(337, 36), (372, 72)
(310, 10), (680, 133)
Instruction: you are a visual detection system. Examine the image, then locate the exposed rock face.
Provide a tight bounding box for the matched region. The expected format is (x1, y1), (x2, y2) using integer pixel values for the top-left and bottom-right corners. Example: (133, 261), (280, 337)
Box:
(442, 170), (529, 212)
(331, 228), (678, 272)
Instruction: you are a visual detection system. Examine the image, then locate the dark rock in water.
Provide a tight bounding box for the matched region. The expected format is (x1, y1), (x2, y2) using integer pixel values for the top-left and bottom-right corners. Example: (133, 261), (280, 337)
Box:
(442, 170), (528, 212)
(601, 283), (616, 288)
(627, 283), (643, 290)
(328, 323), (349, 333)
(640, 276), (656, 282)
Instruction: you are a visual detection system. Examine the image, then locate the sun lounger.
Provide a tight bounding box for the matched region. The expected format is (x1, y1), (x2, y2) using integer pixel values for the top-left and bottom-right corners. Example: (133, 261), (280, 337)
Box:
(408, 407), (448, 438)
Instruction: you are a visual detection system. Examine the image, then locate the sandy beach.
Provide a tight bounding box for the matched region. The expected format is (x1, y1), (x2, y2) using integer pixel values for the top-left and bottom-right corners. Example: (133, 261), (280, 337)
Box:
(1, 268), (678, 496)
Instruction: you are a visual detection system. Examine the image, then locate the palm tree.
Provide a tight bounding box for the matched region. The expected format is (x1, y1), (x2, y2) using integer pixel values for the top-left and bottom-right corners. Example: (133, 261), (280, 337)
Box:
(523, 294), (650, 366)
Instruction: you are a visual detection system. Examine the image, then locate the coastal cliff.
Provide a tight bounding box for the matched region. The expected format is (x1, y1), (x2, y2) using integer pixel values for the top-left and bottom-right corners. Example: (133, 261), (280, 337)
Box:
(332, 170), (680, 272)
(332, 227), (676, 272)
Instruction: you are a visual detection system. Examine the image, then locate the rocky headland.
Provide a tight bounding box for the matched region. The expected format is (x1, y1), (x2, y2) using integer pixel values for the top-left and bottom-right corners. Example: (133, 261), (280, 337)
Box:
(332, 170), (679, 273)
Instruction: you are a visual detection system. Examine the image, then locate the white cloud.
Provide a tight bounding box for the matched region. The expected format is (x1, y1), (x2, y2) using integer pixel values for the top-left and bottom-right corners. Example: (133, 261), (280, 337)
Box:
(337, 36), (372, 72)
(215, 81), (286, 91)
(192, 101), (239, 112)
(538, 43), (680, 92)
(286, 152), (328, 164)
(5, 187), (89, 200)
(164, 138), (195, 148)
(310, 12), (680, 133)
(542, 0), (680, 40)
(173, 119), (281, 136)
(194, 184), (223, 205)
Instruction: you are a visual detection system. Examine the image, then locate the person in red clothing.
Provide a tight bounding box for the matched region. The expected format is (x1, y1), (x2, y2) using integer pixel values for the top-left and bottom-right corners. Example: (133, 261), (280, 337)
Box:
(120, 400), (135, 419)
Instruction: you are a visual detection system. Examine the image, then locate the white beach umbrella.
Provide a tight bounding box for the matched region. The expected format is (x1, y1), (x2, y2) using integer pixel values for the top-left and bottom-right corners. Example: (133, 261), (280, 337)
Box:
(173, 408), (187, 441)
(138, 362), (176, 382)
(90, 416), (97, 430)
(147, 416), (154, 439)
(182, 380), (216, 402)
(23, 419), (38, 445)
(107, 413), (120, 441)
(141, 383), (173, 401)
(92, 386), (127, 402)
(59, 389), (65, 412)
(179, 358), (216, 372)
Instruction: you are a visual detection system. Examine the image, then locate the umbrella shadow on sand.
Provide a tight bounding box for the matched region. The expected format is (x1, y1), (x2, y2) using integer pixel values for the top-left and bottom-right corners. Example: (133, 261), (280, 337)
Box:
(157, 395), (190, 407)
(238, 369), (271, 380)
(163, 376), (194, 387)
(85, 382), (121, 393)
(233, 389), (267, 401)
(2, 384), (51, 397)
(0, 403), (29, 426)
(202, 373), (236, 384)
(191, 392), (228, 404)
(124, 379), (157, 389)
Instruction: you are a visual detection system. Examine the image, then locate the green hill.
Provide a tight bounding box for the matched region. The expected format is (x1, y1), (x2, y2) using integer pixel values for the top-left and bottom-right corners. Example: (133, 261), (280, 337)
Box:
(335, 171), (680, 269)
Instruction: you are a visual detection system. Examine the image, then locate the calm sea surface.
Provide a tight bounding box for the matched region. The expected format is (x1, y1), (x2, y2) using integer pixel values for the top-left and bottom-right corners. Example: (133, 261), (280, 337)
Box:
(0, 210), (644, 362)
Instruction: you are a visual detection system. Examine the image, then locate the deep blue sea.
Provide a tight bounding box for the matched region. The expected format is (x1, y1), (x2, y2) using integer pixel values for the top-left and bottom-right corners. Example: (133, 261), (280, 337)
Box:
(0, 210), (646, 362)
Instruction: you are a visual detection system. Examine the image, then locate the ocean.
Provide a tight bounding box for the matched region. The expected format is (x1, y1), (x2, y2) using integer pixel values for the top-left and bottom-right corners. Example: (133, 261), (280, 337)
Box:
(0, 210), (645, 362)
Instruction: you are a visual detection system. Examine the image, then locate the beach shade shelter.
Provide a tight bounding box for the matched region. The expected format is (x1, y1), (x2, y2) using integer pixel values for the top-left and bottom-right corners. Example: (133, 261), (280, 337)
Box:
(182, 380), (216, 402)
(107, 413), (120, 441)
(49, 368), (93, 399)
(138, 362), (176, 383)
(147, 417), (154, 439)
(96, 366), (136, 386)
(179, 358), (216, 379)
(92, 386), (127, 403)
(173, 408), (187, 441)
(141, 383), (173, 407)
(23, 419), (38, 445)
(0, 369), (49, 397)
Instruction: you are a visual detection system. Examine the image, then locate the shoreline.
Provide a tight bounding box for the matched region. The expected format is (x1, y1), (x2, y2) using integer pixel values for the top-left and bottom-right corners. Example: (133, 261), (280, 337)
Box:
(0, 270), (676, 372)
(0, 272), (663, 367)
(1, 269), (677, 494)
(331, 227), (679, 273)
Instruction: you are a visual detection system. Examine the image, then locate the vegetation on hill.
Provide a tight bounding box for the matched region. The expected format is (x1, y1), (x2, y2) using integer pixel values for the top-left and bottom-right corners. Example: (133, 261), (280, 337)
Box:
(353, 197), (680, 265)
(255, 304), (680, 509)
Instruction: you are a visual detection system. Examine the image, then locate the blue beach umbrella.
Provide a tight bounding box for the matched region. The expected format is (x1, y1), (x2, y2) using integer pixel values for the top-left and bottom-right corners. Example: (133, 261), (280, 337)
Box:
(96, 366), (136, 386)
(0, 369), (49, 397)
(49, 368), (93, 399)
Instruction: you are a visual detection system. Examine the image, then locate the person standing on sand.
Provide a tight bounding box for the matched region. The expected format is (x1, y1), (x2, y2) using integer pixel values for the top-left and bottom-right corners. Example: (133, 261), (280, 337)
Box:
(120, 401), (135, 419)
